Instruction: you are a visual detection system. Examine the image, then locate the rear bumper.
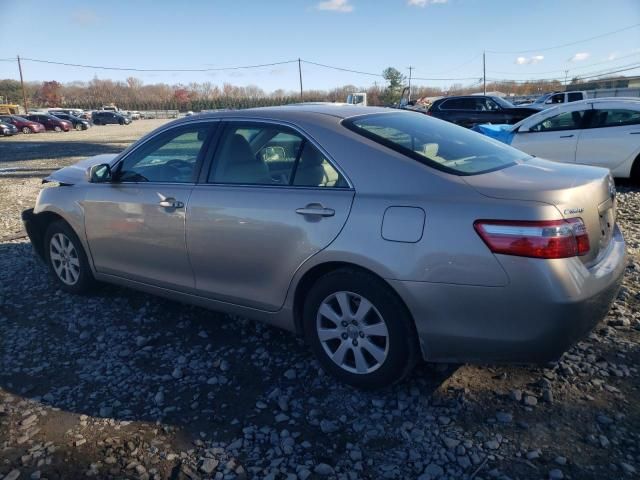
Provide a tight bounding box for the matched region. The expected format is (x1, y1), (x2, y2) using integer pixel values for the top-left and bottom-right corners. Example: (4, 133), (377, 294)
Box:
(392, 226), (626, 364)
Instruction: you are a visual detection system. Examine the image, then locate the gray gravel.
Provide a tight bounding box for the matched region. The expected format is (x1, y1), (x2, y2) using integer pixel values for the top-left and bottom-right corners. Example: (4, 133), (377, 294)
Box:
(1, 125), (639, 479)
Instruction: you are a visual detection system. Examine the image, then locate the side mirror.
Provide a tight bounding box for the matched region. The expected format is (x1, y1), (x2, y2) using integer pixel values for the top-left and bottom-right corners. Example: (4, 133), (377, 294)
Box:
(87, 163), (112, 183)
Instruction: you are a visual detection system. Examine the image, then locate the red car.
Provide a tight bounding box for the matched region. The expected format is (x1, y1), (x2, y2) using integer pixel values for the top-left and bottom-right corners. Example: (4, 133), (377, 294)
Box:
(25, 114), (72, 132)
(0, 114), (45, 134)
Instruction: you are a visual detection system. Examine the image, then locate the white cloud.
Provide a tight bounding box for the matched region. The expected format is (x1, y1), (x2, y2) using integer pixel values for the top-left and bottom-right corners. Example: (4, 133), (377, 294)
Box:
(317, 0), (353, 12)
(607, 52), (619, 61)
(408, 0), (448, 6)
(71, 9), (98, 26)
(515, 55), (544, 65)
(570, 52), (590, 62)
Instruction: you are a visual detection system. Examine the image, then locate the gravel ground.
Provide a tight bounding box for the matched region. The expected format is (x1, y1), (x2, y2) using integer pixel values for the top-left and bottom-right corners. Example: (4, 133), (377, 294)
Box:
(0, 124), (639, 480)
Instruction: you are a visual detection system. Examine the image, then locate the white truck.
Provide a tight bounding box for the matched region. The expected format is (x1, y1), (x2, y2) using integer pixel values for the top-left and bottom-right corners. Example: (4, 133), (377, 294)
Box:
(346, 93), (367, 106)
(525, 91), (588, 110)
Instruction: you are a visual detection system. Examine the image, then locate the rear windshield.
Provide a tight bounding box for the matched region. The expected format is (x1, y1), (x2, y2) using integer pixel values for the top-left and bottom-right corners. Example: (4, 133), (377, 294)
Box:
(343, 112), (526, 175)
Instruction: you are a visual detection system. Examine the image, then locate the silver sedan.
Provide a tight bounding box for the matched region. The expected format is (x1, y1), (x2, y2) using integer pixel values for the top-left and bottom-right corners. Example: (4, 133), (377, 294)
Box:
(22, 104), (626, 389)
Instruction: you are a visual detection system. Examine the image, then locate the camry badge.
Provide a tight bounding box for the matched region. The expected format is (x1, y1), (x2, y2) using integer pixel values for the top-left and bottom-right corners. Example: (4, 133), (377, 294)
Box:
(564, 207), (584, 215)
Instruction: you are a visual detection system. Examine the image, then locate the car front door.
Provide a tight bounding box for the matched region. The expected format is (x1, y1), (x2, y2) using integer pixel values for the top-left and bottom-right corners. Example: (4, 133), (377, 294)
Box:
(187, 121), (354, 311)
(83, 121), (217, 290)
(576, 103), (640, 173)
(511, 109), (589, 163)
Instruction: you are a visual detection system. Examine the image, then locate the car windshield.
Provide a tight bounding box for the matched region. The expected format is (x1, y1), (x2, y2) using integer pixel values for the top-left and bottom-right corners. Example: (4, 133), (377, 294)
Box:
(492, 96), (515, 108)
(11, 116), (28, 122)
(344, 112), (528, 175)
(533, 95), (549, 104)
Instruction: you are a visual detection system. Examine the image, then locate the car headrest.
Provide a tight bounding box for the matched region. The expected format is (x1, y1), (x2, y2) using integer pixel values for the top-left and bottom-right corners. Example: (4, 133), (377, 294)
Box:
(301, 144), (325, 167)
(228, 134), (256, 164)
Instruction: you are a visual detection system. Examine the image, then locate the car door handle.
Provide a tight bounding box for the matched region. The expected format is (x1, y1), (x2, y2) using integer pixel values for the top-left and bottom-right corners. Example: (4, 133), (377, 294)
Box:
(559, 134), (574, 138)
(630, 131), (640, 135)
(158, 198), (184, 208)
(296, 206), (335, 217)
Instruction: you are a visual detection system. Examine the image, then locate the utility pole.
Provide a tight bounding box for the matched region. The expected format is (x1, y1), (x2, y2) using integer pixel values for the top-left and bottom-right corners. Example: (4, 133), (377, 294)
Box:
(17, 55), (28, 113)
(407, 66), (413, 102)
(298, 58), (303, 101)
(482, 51), (486, 95)
(564, 69), (569, 89)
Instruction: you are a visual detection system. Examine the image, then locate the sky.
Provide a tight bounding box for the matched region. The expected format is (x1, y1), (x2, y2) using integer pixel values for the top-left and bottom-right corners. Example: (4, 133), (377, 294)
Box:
(0, 0), (639, 93)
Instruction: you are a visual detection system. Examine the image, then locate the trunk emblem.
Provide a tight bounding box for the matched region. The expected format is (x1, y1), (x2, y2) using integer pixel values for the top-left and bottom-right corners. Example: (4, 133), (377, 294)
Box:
(564, 208), (584, 215)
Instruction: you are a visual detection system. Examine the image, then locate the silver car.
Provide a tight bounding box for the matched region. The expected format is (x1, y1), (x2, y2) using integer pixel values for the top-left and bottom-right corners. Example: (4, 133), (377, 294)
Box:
(22, 104), (626, 389)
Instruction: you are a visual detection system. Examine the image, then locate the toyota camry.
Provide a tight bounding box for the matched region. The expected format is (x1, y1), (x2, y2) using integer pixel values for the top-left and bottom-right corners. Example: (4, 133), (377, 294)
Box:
(22, 104), (626, 388)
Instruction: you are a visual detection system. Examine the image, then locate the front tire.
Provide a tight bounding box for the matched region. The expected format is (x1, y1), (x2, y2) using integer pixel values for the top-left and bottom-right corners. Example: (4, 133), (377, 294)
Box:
(75, 123), (83, 131)
(303, 268), (418, 389)
(22, 126), (31, 134)
(44, 220), (95, 294)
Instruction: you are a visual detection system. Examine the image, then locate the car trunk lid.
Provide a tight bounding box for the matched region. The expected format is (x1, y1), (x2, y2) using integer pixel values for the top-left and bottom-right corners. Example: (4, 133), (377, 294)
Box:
(463, 158), (616, 264)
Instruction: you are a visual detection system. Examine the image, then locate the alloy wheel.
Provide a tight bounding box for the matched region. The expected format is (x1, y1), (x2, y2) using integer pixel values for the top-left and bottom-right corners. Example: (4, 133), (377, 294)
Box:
(49, 233), (80, 285)
(316, 291), (389, 374)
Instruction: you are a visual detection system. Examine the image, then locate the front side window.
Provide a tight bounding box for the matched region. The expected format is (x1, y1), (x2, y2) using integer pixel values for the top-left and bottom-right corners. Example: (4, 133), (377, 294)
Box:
(209, 123), (347, 187)
(117, 124), (212, 183)
(589, 109), (640, 128)
(530, 110), (586, 132)
(344, 112), (526, 175)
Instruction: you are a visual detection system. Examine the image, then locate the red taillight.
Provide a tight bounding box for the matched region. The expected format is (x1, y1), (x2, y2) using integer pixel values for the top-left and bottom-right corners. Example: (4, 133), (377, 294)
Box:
(474, 218), (590, 259)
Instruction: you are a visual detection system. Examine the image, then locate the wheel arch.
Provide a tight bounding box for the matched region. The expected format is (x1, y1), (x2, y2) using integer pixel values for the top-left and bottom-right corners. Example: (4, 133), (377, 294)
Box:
(25, 210), (68, 260)
(292, 261), (417, 340)
(631, 151), (640, 182)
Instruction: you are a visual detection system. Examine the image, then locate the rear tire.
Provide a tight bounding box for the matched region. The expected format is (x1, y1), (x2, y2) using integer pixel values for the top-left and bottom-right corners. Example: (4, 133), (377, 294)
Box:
(44, 220), (95, 294)
(75, 123), (82, 131)
(303, 268), (418, 389)
(54, 126), (62, 132)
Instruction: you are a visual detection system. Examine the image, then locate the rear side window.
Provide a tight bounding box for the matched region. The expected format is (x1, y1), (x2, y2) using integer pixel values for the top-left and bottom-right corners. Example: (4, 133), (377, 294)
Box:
(344, 112), (525, 175)
(589, 109), (640, 128)
(567, 92), (583, 102)
(440, 98), (474, 110)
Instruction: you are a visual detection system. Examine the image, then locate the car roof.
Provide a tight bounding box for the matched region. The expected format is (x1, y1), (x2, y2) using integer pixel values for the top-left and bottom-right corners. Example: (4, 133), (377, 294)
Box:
(179, 103), (392, 122)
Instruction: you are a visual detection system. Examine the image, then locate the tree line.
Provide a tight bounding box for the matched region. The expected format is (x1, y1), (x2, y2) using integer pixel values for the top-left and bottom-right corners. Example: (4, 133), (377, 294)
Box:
(0, 67), (616, 111)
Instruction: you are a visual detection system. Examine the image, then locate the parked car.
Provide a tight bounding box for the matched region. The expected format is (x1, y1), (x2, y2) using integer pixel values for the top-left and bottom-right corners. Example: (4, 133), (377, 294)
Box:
(24, 114), (72, 132)
(128, 111), (141, 120)
(475, 98), (640, 180)
(427, 95), (540, 128)
(51, 112), (91, 131)
(0, 114), (45, 134)
(22, 105), (625, 388)
(47, 108), (84, 117)
(0, 120), (18, 136)
(92, 111), (131, 125)
(522, 91), (588, 110)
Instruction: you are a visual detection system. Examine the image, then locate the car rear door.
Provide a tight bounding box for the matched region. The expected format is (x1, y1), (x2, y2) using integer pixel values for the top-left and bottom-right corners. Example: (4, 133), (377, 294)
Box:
(575, 102), (640, 174)
(186, 120), (354, 311)
(83, 121), (218, 291)
(511, 108), (589, 163)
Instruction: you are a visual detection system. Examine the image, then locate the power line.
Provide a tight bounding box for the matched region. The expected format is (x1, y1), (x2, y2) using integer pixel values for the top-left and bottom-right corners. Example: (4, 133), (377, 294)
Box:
(303, 60), (479, 81)
(19, 57), (298, 72)
(486, 23), (640, 54)
(302, 60), (384, 78)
